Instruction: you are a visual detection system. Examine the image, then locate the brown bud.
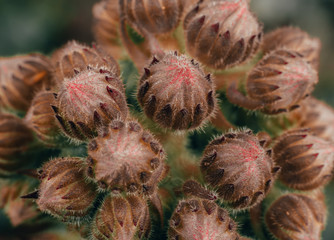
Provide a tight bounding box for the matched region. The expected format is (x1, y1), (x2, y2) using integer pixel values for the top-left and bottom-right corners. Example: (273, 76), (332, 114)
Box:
(263, 26), (321, 70)
(200, 129), (276, 209)
(37, 157), (98, 222)
(24, 91), (59, 145)
(0, 54), (53, 111)
(168, 198), (240, 240)
(265, 193), (327, 240)
(228, 49), (318, 114)
(183, 0), (262, 69)
(51, 40), (119, 85)
(273, 129), (334, 190)
(54, 68), (128, 140)
(87, 120), (167, 195)
(91, 194), (150, 240)
(123, 0), (184, 35)
(137, 52), (216, 130)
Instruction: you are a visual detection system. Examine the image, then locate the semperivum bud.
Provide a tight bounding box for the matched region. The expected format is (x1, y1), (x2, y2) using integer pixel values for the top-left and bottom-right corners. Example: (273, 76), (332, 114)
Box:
(265, 192), (327, 240)
(24, 91), (59, 145)
(273, 128), (334, 190)
(263, 26), (321, 70)
(0, 113), (34, 175)
(91, 194), (150, 240)
(168, 198), (240, 240)
(0, 54), (52, 111)
(51, 40), (119, 85)
(288, 96), (334, 143)
(183, 0), (262, 69)
(137, 52), (216, 130)
(122, 0), (184, 35)
(36, 157), (98, 222)
(87, 120), (167, 196)
(227, 49), (318, 114)
(53, 68), (128, 140)
(200, 129), (278, 209)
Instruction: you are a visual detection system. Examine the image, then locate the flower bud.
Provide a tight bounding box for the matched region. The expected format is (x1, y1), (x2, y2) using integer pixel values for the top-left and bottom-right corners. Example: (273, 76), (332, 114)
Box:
(168, 198), (240, 240)
(137, 52), (216, 130)
(0, 54), (52, 111)
(91, 194), (150, 239)
(54, 68), (128, 140)
(36, 157), (98, 222)
(24, 91), (59, 145)
(200, 129), (277, 209)
(263, 26), (321, 70)
(87, 120), (167, 195)
(228, 49), (318, 114)
(273, 129), (334, 190)
(265, 193), (326, 240)
(183, 0), (262, 69)
(123, 0), (184, 35)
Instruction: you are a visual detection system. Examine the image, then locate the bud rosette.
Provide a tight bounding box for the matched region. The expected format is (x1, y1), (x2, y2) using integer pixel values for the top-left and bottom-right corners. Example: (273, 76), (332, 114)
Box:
(183, 0), (262, 69)
(288, 96), (334, 143)
(137, 52), (216, 130)
(265, 192), (327, 240)
(51, 40), (119, 85)
(122, 0), (184, 35)
(168, 198), (240, 240)
(53, 68), (128, 140)
(24, 91), (60, 145)
(273, 129), (334, 190)
(0, 54), (53, 111)
(91, 194), (150, 240)
(263, 26), (321, 70)
(200, 129), (278, 209)
(36, 157), (98, 222)
(0, 113), (34, 175)
(227, 49), (318, 114)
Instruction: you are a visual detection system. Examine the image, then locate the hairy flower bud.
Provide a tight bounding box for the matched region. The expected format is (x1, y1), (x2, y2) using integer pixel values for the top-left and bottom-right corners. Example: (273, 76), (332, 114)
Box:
(265, 192), (327, 240)
(273, 129), (334, 190)
(122, 0), (184, 35)
(183, 0), (262, 69)
(87, 120), (167, 195)
(37, 157), (98, 222)
(137, 52), (216, 130)
(263, 26), (321, 70)
(227, 49), (318, 114)
(91, 194), (150, 240)
(0, 54), (52, 111)
(200, 129), (277, 209)
(53, 68), (128, 140)
(24, 91), (59, 145)
(168, 198), (240, 240)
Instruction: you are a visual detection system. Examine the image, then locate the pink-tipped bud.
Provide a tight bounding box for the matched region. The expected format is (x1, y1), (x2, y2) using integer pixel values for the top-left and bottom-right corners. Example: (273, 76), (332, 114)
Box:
(273, 129), (334, 190)
(200, 129), (277, 209)
(184, 0), (262, 69)
(168, 198), (240, 240)
(87, 120), (167, 195)
(137, 52), (216, 130)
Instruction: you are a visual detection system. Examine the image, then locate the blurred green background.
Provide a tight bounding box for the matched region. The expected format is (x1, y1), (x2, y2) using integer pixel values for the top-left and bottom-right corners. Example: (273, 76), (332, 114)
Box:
(0, 0), (333, 239)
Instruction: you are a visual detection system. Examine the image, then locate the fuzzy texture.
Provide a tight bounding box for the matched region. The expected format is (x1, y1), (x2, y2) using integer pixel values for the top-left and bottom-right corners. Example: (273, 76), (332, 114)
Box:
(37, 157), (98, 222)
(263, 26), (321, 70)
(200, 129), (277, 209)
(87, 120), (167, 195)
(54, 68), (128, 140)
(137, 52), (216, 130)
(91, 194), (150, 240)
(265, 192), (326, 240)
(273, 128), (334, 190)
(183, 0), (262, 69)
(168, 198), (240, 240)
(0, 53), (53, 111)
